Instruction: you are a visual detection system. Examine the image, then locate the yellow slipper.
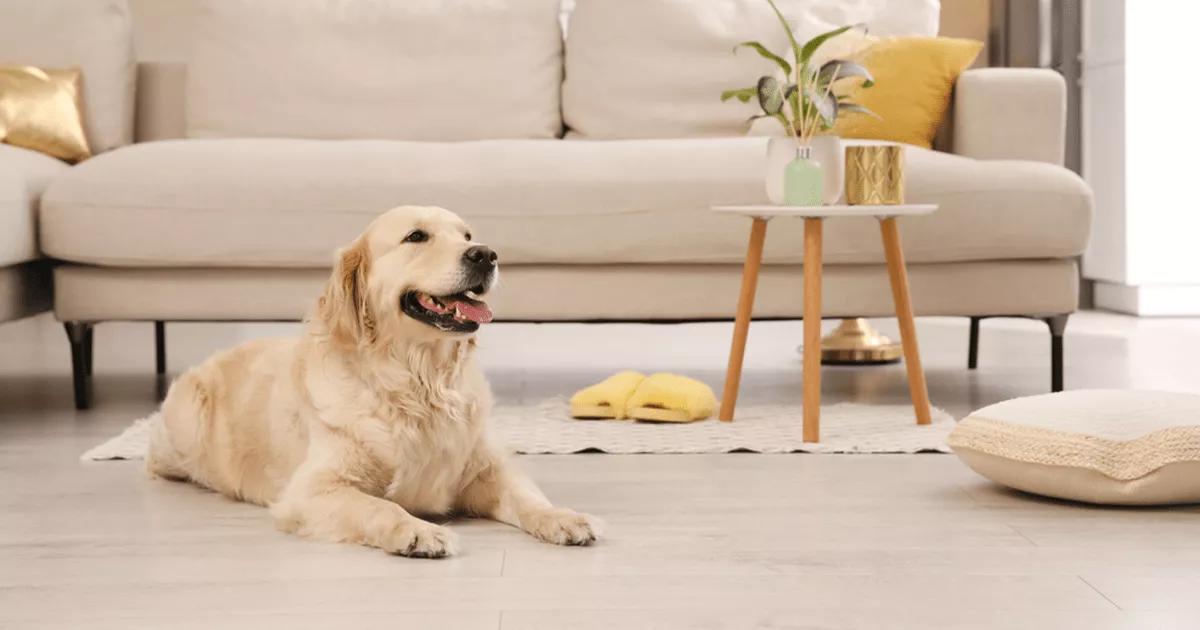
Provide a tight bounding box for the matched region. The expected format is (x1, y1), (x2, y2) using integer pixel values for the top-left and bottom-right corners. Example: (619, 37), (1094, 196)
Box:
(569, 371), (646, 420)
(626, 373), (718, 423)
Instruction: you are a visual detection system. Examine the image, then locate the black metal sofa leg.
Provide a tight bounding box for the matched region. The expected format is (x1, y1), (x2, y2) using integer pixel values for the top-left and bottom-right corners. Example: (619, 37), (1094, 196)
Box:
(154, 321), (169, 401)
(967, 316), (981, 369)
(155, 321), (166, 376)
(1044, 315), (1069, 393)
(63, 322), (94, 410)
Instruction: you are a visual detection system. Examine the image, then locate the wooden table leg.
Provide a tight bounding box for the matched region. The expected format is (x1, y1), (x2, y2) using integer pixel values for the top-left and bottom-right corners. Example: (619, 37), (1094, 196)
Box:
(719, 218), (769, 422)
(879, 217), (932, 425)
(802, 218), (824, 442)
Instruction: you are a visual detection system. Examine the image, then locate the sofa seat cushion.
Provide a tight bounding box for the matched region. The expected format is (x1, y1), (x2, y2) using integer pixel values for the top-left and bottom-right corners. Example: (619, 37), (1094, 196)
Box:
(0, 144), (70, 266)
(40, 138), (1092, 268)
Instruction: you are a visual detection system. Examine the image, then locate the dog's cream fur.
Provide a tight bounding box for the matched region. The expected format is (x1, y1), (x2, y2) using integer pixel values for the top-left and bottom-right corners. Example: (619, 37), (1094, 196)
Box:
(146, 206), (596, 557)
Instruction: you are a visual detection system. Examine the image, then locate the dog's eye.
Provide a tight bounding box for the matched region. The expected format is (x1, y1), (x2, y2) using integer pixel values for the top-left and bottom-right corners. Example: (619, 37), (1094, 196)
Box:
(464, 232), (472, 241)
(403, 230), (429, 244)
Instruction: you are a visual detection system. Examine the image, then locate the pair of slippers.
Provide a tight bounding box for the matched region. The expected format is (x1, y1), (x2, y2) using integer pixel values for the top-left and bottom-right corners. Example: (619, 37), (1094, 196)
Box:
(569, 371), (718, 423)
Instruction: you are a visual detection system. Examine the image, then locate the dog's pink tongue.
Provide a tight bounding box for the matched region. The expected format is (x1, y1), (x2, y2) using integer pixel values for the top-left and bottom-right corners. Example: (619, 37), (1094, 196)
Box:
(451, 298), (493, 324)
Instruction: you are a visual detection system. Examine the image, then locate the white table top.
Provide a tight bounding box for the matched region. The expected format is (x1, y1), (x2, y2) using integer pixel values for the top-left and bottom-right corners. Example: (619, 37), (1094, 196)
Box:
(713, 204), (937, 219)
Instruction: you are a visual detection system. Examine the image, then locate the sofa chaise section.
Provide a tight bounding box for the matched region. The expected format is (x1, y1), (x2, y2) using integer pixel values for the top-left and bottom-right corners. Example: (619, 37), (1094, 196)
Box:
(0, 145), (68, 323)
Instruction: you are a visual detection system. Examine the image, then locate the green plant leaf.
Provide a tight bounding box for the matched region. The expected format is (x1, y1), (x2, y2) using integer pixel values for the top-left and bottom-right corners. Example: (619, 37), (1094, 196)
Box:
(774, 112), (794, 136)
(721, 87), (758, 103)
(758, 0), (806, 69)
(733, 41), (792, 76)
(799, 23), (865, 64)
(788, 88), (801, 123)
(805, 85), (838, 128)
(818, 60), (874, 88)
(763, 0), (803, 67)
(757, 76), (790, 115)
(744, 114), (792, 135)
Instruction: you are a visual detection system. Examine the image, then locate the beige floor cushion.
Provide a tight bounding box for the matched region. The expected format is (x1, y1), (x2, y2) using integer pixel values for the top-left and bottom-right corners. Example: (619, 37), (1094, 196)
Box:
(949, 390), (1200, 505)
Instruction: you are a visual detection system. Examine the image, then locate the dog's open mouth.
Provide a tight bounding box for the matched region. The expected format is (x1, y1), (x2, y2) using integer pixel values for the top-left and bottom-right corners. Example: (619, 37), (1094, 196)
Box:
(401, 287), (493, 333)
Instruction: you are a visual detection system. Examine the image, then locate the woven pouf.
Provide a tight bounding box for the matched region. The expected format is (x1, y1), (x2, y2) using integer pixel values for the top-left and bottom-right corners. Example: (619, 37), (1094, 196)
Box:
(949, 389), (1200, 505)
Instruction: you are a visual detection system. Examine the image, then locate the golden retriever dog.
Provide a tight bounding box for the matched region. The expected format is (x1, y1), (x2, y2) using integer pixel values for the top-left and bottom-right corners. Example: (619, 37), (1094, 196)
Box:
(146, 205), (597, 557)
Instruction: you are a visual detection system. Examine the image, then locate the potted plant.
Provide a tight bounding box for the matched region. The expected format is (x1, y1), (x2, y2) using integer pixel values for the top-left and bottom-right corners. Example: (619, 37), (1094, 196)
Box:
(721, 0), (875, 205)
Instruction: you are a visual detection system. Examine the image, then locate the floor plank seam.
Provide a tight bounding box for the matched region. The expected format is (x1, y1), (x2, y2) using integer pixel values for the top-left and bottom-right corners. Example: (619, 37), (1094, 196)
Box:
(1007, 524), (1039, 547)
(1077, 575), (1122, 611)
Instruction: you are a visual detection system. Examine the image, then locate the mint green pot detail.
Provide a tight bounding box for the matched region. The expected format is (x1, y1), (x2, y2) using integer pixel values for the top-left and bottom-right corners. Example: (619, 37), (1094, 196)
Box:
(783, 148), (824, 206)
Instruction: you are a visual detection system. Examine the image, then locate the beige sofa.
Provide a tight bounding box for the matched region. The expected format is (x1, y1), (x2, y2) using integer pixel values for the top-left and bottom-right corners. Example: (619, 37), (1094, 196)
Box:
(9, 0), (1093, 409)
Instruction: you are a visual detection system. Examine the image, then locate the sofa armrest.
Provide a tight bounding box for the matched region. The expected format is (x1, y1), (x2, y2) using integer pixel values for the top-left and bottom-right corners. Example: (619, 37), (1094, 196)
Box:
(952, 68), (1066, 165)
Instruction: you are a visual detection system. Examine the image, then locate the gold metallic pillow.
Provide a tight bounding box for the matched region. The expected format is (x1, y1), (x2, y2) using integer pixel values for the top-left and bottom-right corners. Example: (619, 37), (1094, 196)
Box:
(0, 65), (92, 162)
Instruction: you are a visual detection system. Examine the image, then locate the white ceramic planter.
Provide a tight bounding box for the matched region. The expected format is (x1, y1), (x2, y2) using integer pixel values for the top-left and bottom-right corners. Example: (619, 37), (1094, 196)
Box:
(765, 137), (796, 205)
(810, 134), (844, 204)
(766, 135), (843, 205)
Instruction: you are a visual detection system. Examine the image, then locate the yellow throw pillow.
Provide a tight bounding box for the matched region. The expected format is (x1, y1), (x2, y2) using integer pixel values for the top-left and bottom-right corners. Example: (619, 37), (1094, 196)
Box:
(0, 65), (92, 162)
(833, 37), (983, 149)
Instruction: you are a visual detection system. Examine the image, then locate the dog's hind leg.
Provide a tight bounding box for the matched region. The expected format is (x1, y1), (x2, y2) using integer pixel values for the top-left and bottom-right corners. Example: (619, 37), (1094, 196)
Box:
(146, 370), (214, 482)
(146, 414), (189, 481)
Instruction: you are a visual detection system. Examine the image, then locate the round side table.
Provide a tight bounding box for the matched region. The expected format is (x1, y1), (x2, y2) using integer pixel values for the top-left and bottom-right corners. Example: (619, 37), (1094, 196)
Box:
(712, 204), (938, 443)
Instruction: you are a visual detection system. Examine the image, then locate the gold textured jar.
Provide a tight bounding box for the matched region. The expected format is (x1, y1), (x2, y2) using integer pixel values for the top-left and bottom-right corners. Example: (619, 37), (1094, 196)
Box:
(845, 145), (904, 205)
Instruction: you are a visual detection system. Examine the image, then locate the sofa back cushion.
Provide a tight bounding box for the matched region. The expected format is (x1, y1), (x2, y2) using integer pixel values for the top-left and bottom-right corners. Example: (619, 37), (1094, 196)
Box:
(563, 0), (940, 139)
(186, 0), (564, 141)
(0, 0), (135, 153)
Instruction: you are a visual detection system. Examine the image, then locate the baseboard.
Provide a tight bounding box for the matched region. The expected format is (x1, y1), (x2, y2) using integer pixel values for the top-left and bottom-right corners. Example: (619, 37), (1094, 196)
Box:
(1093, 282), (1200, 316)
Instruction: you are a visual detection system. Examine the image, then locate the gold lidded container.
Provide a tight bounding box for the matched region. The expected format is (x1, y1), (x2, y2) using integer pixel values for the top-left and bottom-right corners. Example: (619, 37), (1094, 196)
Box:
(845, 145), (904, 205)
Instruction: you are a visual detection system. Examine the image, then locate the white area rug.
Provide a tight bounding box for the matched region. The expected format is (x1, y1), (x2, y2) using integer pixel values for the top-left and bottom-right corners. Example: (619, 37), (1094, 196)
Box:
(82, 399), (954, 461)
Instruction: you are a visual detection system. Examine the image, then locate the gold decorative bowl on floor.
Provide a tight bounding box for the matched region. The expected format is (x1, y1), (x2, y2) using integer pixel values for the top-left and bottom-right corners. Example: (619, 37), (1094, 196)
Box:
(819, 318), (901, 365)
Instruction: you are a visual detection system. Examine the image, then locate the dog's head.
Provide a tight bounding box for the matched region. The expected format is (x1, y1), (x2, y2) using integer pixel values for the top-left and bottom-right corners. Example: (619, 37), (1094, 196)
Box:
(318, 205), (497, 346)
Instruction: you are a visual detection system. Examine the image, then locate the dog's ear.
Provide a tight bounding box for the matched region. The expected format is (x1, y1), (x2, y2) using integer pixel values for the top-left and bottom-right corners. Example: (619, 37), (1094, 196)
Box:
(318, 236), (375, 347)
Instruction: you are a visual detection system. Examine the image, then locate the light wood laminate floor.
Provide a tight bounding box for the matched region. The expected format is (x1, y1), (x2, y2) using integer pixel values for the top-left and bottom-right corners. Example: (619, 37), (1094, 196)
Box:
(2, 312), (1200, 629)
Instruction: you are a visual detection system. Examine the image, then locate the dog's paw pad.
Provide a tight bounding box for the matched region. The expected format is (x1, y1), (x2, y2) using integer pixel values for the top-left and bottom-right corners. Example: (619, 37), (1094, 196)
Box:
(526, 508), (599, 546)
(387, 522), (459, 559)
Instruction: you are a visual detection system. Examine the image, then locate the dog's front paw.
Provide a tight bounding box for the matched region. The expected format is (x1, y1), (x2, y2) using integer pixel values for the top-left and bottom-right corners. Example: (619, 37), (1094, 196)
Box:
(385, 520), (459, 558)
(524, 508), (599, 546)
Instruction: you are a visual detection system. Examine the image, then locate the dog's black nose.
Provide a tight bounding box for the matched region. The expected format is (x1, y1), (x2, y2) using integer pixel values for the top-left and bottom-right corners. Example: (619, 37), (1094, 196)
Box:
(463, 245), (498, 269)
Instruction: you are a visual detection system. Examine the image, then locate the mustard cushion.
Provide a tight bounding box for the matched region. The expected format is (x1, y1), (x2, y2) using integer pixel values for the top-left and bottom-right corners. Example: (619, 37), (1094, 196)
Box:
(834, 37), (983, 149)
(0, 66), (92, 162)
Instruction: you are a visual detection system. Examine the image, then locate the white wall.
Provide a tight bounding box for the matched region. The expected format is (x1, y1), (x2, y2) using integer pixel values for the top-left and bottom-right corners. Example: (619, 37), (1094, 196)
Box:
(1080, 0), (1124, 284)
(1085, 1), (1200, 315)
